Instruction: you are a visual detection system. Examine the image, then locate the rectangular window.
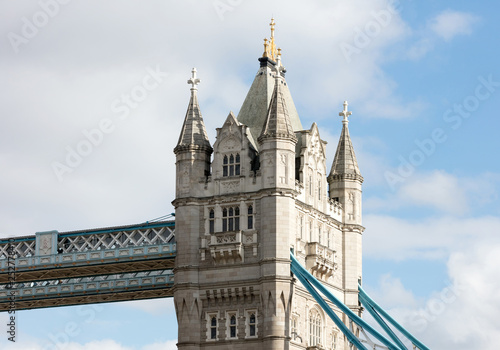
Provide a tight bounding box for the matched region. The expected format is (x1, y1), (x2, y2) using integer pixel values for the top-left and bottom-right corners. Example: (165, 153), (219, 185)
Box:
(247, 205), (253, 229)
(246, 310), (257, 338)
(299, 216), (303, 239)
(222, 207), (240, 232)
(318, 179), (322, 200)
(227, 312), (238, 339)
(207, 313), (218, 341)
(223, 154), (240, 177)
(209, 209), (214, 234)
(309, 221), (313, 242)
(318, 226), (322, 245)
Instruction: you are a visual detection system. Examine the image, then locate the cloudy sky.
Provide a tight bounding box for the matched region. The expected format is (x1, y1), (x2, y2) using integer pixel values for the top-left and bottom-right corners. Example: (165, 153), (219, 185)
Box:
(1, 0), (499, 349)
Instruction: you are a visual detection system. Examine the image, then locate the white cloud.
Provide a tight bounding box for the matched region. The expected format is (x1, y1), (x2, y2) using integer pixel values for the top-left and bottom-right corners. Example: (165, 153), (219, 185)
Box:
(430, 10), (479, 41)
(365, 170), (500, 216)
(364, 214), (500, 260)
(0, 338), (178, 350)
(405, 10), (480, 60)
(121, 298), (175, 316)
(365, 241), (500, 350)
(141, 341), (177, 350)
(399, 170), (468, 215)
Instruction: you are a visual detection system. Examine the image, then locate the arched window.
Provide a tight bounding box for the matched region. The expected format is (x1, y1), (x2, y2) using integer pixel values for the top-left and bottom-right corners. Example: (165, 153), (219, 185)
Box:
(223, 156), (229, 177)
(209, 209), (214, 233)
(210, 316), (217, 340)
(249, 313), (256, 336)
(318, 179), (322, 200)
(222, 207), (240, 232)
(229, 315), (237, 338)
(299, 215), (303, 239)
(223, 153), (240, 177)
(309, 309), (322, 346)
(247, 205), (253, 229)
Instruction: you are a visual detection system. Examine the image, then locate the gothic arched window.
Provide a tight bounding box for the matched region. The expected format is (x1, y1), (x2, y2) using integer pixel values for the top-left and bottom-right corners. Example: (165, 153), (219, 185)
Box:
(249, 313), (256, 336)
(309, 309), (322, 346)
(209, 209), (214, 234)
(247, 205), (253, 229)
(210, 316), (217, 340)
(222, 207), (240, 232)
(223, 153), (240, 177)
(229, 315), (237, 338)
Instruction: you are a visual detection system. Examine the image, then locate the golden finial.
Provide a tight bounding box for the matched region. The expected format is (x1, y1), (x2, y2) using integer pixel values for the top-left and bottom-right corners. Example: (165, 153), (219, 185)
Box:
(265, 17), (278, 61)
(263, 38), (269, 58)
(270, 17), (275, 38)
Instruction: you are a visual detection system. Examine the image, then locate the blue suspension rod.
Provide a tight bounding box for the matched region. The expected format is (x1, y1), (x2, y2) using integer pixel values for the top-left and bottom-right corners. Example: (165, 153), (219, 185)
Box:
(290, 253), (402, 350)
(358, 285), (430, 350)
(361, 299), (408, 350)
(291, 257), (368, 350)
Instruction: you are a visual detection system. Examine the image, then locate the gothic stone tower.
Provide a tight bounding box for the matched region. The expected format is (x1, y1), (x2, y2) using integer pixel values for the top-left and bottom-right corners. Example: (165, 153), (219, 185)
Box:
(172, 19), (364, 350)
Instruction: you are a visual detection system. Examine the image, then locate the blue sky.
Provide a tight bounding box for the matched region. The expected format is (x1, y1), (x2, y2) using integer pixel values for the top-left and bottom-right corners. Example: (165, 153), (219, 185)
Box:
(1, 0), (499, 349)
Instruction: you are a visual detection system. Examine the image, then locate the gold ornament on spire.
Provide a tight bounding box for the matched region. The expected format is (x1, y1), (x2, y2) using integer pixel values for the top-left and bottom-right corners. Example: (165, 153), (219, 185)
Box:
(263, 17), (280, 62)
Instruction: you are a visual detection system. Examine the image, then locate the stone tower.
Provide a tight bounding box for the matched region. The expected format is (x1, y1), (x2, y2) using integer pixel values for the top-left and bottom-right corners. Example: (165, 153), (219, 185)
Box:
(173, 19), (364, 350)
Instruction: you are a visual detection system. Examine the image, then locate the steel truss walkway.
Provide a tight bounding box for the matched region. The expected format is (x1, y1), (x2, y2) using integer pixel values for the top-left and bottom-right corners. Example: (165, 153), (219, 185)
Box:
(0, 220), (176, 311)
(290, 252), (430, 350)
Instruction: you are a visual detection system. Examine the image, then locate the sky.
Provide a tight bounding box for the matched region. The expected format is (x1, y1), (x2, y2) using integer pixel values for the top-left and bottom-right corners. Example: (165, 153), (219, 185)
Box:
(0, 0), (499, 349)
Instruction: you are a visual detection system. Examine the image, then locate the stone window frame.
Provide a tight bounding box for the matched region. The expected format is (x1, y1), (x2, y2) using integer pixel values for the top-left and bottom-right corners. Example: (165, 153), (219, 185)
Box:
(298, 214), (304, 240)
(206, 311), (219, 341)
(223, 153), (241, 177)
(308, 307), (324, 347)
(318, 177), (322, 201)
(222, 206), (240, 232)
(245, 309), (258, 338)
(208, 208), (215, 234)
(331, 328), (339, 350)
(247, 204), (254, 230)
(226, 310), (238, 339)
(291, 315), (302, 343)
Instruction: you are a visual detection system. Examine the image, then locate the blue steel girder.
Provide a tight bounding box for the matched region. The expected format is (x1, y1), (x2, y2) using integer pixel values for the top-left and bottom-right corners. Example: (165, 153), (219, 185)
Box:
(0, 221), (176, 311)
(0, 270), (174, 311)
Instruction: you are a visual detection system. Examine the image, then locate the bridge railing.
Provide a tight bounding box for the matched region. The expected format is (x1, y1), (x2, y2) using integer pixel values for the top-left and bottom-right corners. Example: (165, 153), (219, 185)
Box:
(0, 221), (175, 260)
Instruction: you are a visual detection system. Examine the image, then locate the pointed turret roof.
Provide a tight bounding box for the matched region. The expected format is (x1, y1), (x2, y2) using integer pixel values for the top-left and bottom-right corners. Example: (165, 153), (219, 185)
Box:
(174, 68), (212, 153)
(258, 74), (297, 143)
(329, 101), (363, 182)
(237, 18), (302, 147)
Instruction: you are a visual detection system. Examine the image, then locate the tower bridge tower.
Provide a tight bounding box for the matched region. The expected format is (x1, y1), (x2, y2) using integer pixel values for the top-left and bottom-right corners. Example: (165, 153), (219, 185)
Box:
(172, 19), (363, 350)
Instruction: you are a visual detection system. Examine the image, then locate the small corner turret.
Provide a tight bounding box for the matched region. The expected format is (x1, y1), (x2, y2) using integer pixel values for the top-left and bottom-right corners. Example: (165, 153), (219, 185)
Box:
(174, 68), (212, 198)
(328, 100), (363, 225)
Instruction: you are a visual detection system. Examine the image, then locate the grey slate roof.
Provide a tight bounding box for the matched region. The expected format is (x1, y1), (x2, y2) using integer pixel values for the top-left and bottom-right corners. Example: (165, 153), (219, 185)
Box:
(259, 75), (296, 141)
(175, 90), (211, 151)
(237, 61), (302, 147)
(329, 122), (363, 181)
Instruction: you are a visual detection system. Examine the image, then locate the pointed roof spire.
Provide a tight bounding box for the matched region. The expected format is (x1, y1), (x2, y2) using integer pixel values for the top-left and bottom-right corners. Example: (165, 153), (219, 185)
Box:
(174, 68), (212, 153)
(329, 101), (363, 182)
(258, 74), (296, 143)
